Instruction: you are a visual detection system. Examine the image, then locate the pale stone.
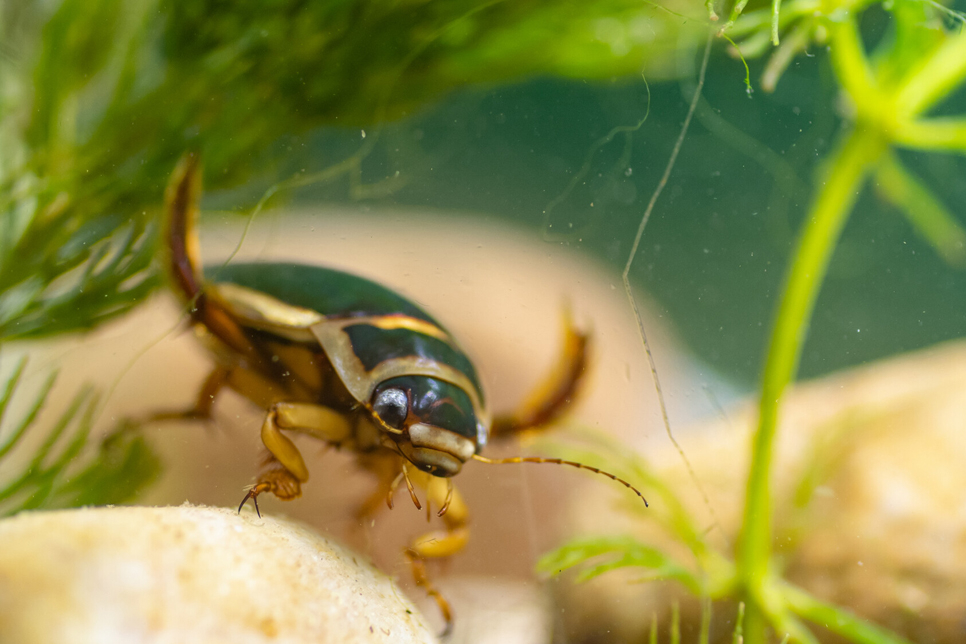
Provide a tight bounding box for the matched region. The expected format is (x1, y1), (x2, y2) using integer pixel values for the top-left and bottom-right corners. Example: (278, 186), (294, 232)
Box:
(0, 504), (435, 644)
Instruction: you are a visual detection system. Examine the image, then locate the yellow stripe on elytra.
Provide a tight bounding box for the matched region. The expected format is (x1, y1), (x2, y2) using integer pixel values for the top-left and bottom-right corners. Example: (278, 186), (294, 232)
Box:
(214, 281), (322, 341)
(213, 284), (453, 348)
(342, 314), (454, 344)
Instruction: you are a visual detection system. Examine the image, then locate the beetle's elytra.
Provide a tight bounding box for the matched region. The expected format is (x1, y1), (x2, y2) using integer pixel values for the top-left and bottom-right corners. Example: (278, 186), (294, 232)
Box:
(163, 153), (646, 632)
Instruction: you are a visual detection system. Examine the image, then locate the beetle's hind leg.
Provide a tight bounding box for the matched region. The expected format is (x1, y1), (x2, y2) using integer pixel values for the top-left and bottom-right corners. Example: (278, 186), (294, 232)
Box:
(239, 401), (354, 514)
(490, 308), (589, 439)
(403, 470), (469, 636)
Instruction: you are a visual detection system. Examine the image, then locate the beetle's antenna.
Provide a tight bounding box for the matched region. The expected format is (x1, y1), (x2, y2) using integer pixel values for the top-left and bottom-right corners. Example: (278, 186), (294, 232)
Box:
(386, 471), (405, 510)
(401, 464), (422, 510)
(437, 479), (454, 518)
(472, 454), (648, 506)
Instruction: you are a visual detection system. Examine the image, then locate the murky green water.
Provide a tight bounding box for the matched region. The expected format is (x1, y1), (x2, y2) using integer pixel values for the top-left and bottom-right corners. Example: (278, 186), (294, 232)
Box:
(277, 43), (966, 388)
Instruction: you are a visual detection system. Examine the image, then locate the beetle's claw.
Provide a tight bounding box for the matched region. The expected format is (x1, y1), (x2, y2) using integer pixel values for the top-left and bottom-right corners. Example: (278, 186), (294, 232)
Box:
(238, 483), (271, 517)
(237, 469), (302, 516)
(237, 489), (259, 516)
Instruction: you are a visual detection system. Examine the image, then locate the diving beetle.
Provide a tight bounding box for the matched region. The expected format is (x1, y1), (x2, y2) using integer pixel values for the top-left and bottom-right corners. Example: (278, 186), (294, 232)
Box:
(163, 154), (647, 632)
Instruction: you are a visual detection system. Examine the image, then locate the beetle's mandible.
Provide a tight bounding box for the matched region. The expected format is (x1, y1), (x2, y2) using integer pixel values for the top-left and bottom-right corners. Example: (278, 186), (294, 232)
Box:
(162, 154), (647, 633)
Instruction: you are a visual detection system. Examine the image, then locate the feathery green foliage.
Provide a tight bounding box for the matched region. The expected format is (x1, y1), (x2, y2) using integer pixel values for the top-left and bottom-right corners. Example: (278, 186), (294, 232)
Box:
(0, 0), (702, 342)
(0, 358), (161, 516)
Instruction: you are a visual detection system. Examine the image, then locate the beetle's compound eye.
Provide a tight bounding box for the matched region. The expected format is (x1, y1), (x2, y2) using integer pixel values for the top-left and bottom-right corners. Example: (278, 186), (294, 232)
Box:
(372, 387), (409, 429)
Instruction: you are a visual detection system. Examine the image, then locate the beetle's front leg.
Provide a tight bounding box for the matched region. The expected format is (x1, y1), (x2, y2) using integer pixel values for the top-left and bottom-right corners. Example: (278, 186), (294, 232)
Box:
(240, 402), (353, 514)
(354, 452), (406, 524)
(403, 469), (469, 636)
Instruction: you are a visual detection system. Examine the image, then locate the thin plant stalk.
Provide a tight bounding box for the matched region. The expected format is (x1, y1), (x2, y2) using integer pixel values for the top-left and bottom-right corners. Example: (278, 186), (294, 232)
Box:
(782, 583), (912, 644)
(737, 125), (884, 643)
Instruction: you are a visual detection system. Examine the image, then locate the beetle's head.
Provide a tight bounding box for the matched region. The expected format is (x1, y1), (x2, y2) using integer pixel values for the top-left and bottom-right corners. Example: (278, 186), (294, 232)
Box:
(367, 375), (482, 477)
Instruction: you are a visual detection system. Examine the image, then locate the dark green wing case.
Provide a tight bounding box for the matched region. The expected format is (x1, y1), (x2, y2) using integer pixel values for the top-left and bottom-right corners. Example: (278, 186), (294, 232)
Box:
(209, 261), (485, 406)
(208, 262), (439, 323)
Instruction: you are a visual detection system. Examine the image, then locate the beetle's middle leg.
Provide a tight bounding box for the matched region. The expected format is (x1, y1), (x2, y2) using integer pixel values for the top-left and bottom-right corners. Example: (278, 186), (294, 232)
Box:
(240, 401), (353, 514)
(145, 365), (231, 424)
(403, 468), (469, 635)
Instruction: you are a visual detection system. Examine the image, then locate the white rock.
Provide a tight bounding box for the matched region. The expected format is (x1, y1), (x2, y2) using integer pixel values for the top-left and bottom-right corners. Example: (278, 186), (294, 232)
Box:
(0, 504), (435, 644)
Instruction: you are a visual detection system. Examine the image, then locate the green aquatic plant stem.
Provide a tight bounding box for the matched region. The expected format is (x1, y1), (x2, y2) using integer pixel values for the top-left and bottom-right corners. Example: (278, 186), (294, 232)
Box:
(875, 151), (966, 266)
(782, 583), (912, 644)
(737, 125), (884, 644)
(894, 28), (966, 119)
(547, 6), (960, 643)
(828, 16), (880, 112)
(727, 0), (819, 38)
(736, 10), (966, 642)
(832, 16), (966, 153)
(893, 119), (966, 153)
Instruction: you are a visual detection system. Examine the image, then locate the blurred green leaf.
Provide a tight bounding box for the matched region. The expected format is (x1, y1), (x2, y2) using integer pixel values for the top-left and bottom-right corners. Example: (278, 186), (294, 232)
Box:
(47, 426), (161, 508)
(875, 151), (966, 267)
(1, 0), (704, 342)
(531, 424), (710, 554)
(0, 358), (161, 515)
(537, 534), (701, 594)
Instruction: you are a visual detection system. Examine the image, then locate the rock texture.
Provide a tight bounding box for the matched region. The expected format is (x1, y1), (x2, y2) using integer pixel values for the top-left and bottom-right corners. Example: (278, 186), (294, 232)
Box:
(0, 504), (435, 644)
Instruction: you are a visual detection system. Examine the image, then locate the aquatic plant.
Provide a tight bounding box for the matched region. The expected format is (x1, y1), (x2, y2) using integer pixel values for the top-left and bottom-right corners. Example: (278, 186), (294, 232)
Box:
(540, 1), (966, 643)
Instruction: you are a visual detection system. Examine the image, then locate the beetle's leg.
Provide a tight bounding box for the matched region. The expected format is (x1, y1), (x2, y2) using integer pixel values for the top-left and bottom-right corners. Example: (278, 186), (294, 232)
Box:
(404, 469), (469, 636)
(166, 156), (273, 372)
(189, 366), (231, 418)
(239, 456), (299, 516)
(355, 452), (406, 523)
(149, 366), (231, 422)
(270, 402), (353, 444)
(490, 308), (589, 438)
(240, 402), (354, 513)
